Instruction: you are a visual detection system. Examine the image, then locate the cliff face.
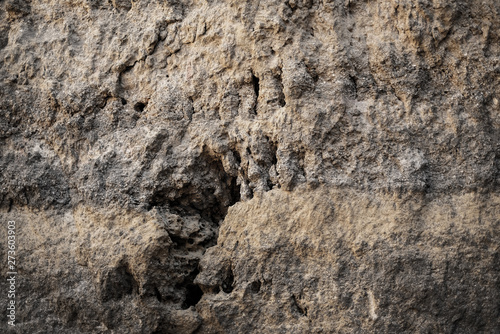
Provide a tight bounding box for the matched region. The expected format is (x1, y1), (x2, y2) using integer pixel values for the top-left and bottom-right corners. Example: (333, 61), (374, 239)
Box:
(0, 0), (499, 333)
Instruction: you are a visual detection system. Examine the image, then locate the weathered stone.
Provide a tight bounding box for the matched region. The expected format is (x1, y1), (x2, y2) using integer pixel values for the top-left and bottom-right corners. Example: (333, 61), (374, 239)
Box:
(0, 0), (499, 332)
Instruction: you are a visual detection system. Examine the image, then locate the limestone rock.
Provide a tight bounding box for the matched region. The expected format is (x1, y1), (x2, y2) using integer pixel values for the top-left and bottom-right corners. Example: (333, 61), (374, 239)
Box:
(0, 0), (499, 333)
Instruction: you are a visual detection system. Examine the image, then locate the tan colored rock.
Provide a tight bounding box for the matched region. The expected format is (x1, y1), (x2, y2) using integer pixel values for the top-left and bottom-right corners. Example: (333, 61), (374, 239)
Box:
(0, 0), (499, 332)
(196, 188), (500, 333)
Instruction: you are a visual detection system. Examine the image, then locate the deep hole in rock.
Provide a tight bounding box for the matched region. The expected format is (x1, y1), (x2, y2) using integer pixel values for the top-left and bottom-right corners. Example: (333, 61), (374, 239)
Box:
(276, 71), (286, 107)
(222, 266), (234, 293)
(182, 268), (204, 309)
(153, 285), (162, 302)
(230, 177), (241, 204)
(252, 73), (260, 99)
(251, 73), (260, 115)
(134, 101), (147, 112)
(349, 75), (358, 98)
(247, 187), (254, 200)
(250, 280), (261, 293)
(168, 233), (187, 247)
(173, 266), (205, 309)
(233, 150), (241, 165)
(183, 283), (203, 308)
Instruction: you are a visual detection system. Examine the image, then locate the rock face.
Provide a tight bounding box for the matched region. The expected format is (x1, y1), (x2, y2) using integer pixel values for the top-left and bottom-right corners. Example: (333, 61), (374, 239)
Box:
(0, 0), (499, 333)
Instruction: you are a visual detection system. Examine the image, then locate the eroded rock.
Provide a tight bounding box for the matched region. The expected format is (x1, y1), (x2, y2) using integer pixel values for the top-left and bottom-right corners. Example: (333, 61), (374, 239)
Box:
(0, 0), (499, 332)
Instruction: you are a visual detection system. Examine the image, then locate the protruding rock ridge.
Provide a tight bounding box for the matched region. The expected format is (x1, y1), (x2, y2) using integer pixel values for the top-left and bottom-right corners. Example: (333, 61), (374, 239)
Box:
(0, 0), (499, 333)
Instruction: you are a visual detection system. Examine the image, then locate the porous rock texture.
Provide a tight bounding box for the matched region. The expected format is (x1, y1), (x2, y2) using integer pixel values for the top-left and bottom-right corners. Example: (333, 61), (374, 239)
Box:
(0, 0), (499, 333)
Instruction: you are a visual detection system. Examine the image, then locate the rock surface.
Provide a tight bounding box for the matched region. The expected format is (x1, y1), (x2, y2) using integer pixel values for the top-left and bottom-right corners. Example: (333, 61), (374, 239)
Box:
(0, 0), (499, 333)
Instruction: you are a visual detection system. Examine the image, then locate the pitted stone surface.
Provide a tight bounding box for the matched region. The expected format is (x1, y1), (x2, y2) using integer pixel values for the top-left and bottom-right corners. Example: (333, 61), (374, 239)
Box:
(0, 0), (499, 333)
